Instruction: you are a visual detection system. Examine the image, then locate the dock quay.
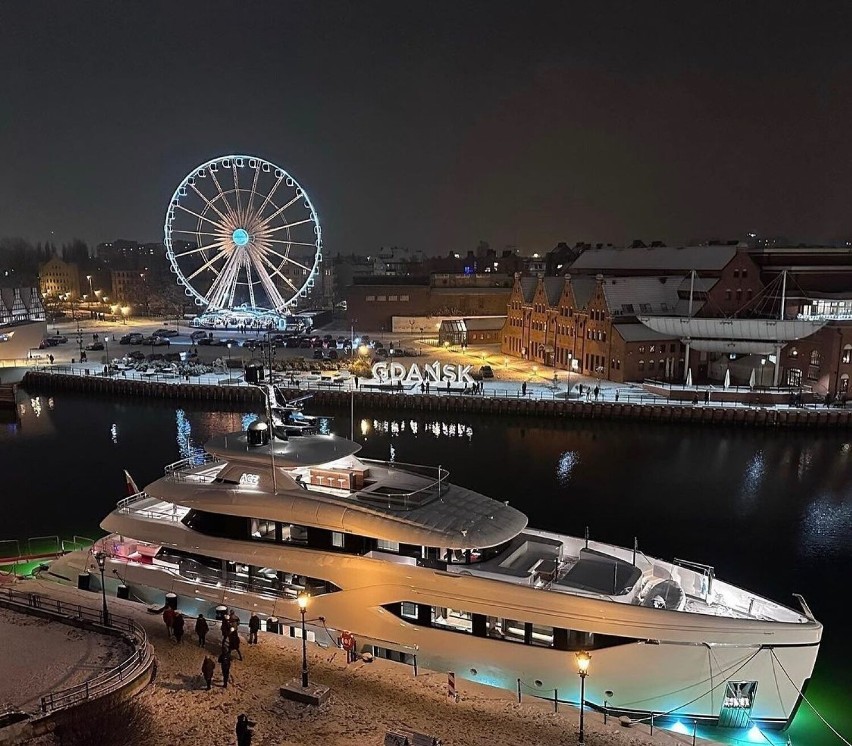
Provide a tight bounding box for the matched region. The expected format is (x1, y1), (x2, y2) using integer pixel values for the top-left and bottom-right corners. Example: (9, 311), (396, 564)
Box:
(21, 370), (852, 429)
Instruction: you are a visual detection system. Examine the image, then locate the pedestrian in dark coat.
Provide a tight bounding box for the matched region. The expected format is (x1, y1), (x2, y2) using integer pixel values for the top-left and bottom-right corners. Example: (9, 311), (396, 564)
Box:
(221, 614), (230, 639)
(195, 614), (209, 647)
(228, 627), (243, 660)
(218, 648), (232, 687)
(236, 714), (255, 746)
(173, 612), (185, 643)
(163, 606), (175, 637)
(201, 655), (215, 690)
(248, 612), (260, 645)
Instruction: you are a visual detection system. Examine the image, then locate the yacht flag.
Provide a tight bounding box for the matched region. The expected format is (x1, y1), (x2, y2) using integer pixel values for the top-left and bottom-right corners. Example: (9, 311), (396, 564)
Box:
(124, 469), (140, 496)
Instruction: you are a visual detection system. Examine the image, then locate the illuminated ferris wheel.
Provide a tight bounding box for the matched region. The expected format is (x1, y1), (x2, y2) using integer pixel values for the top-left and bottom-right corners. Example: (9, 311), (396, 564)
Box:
(164, 154), (322, 314)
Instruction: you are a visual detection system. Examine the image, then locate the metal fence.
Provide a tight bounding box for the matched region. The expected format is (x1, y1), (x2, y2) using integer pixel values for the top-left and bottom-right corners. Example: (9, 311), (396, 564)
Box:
(0, 586), (152, 713)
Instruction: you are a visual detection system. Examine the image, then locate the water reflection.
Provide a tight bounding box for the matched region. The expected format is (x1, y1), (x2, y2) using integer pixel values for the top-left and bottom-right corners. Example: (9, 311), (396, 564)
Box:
(556, 451), (579, 487)
(800, 495), (852, 560)
(737, 451), (765, 512)
(359, 418), (474, 440)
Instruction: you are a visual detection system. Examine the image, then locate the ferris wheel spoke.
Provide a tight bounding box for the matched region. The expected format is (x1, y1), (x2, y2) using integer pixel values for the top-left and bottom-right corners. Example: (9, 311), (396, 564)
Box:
(173, 203), (229, 231)
(244, 166), (261, 221)
(252, 248), (300, 294)
(231, 164), (243, 221)
(185, 249), (229, 282)
(244, 260), (257, 308)
(258, 238), (319, 250)
(207, 253), (242, 308)
(173, 239), (230, 258)
(252, 174), (285, 221)
(253, 193), (302, 228)
(208, 168), (239, 222)
(260, 246), (312, 272)
(170, 228), (226, 240)
(188, 182), (233, 226)
(248, 251), (290, 309)
(257, 218), (316, 236)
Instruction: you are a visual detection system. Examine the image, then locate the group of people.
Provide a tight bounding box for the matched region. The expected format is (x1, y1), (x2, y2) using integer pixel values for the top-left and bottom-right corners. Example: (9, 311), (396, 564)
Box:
(197, 609), (262, 690)
(161, 605), (187, 643)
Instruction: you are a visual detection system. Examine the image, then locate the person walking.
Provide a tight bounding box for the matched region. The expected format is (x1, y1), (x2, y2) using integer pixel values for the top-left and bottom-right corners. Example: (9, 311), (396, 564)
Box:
(218, 648), (232, 688)
(195, 614), (209, 647)
(236, 714), (255, 746)
(173, 612), (185, 643)
(593, 385), (600, 400)
(228, 626), (243, 660)
(615, 390), (620, 402)
(201, 655), (215, 690)
(220, 613), (231, 640)
(248, 612), (260, 645)
(163, 605), (175, 638)
(521, 381), (527, 397)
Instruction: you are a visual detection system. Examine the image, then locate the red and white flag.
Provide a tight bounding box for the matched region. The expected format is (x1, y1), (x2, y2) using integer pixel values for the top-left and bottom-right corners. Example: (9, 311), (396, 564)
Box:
(124, 469), (140, 496)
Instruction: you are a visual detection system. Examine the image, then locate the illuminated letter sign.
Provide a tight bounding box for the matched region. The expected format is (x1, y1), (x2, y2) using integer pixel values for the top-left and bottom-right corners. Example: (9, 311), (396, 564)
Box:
(371, 361), (473, 384)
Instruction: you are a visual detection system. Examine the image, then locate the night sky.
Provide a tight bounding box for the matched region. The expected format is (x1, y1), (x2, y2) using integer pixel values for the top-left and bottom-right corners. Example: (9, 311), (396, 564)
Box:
(2, 1), (851, 253)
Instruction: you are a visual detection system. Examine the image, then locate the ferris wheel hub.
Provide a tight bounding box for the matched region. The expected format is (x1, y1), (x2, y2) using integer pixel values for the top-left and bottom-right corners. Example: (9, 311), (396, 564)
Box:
(232, 228), (250, 246)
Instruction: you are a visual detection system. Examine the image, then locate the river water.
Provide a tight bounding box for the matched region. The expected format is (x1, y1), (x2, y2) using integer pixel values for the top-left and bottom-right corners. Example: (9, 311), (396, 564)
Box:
(3, 387), (850, 745)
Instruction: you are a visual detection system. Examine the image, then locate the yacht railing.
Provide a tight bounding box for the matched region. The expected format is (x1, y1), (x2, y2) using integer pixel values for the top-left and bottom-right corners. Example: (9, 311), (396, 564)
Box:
(115, 492), (184, 522)
(164, 453), (221, 483)
(357, 459), (449, 509)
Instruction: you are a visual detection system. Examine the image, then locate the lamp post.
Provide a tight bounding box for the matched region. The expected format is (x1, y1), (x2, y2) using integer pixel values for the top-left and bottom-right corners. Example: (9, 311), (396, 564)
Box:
(576, 651), (591, 745)
(298, 592), (309, 687)
(94, 550), (110, 626)
(104, 335), (110, 367)
(121, 306), (129, 325)
(226, 342), (233, 384)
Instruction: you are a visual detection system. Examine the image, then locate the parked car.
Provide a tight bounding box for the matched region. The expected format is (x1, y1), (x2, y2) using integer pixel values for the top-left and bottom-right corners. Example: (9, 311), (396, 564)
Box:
(242, 339), (262, 348)
(46, 334), (68, 344)
(141, 336), (170, 346)
(285, 337), (301, 348)
(190, 330), (208, 342)
(374, 347), (388, 359)
(128, 333), (145, 344)
(164, 352), (182, 362)
(153, 328), (179, 337)
(85, 341), (105, 351)
(197, 336), (214, 345)
(479, 365), (494, 378)
(126, 350), (145, 361)
(312, 348), (324, 359)
(298, 339), (312, 349)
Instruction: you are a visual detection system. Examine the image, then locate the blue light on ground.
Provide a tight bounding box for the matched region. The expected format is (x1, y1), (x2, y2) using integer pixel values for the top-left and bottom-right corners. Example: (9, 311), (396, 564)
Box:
(232, 228), (249, 246)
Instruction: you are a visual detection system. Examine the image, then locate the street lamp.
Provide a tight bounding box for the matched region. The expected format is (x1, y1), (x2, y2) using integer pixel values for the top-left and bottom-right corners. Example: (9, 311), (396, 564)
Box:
(298, 592), (310, 687)
(576, 651), (591, 745)
(86, 274), (94, 298)
(94, 550), (110, 626)
(121, 306), (129, 325)
(104, 335), (110, 367)
(226, 342), (233, 384)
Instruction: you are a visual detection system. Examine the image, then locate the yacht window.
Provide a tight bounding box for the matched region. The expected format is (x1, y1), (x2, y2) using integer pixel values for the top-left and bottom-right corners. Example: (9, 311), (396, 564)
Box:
(531, 624), (554, 648)
(332, 532), (345, 548)
(432, 606), (472, 634)
(502, 618), (526, 643)
(250, 519), (276, 542)
(401, 602), (418, 620)
(282, 524), (308, 544)
(377, 538), (400, 553)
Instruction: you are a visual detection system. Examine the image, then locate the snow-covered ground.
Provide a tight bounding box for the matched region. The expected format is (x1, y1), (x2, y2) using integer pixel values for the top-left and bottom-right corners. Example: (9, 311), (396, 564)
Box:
(14, 578), (722, 746)
(0, 606), (131, 712)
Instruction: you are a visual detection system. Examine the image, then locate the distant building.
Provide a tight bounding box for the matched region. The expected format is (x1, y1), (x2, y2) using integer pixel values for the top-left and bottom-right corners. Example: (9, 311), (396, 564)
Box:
(0, 287), (46, 325)
(38, 257), (81, 300)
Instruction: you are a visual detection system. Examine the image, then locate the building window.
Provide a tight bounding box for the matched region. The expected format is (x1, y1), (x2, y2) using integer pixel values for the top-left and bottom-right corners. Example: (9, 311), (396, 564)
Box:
(810, 349), (821, 367)
(638, 360), (645, 371)
(400, 295), (410, 301)
(377, 295), (387, 302)
(736, 289), (742, 301)
(742, 269), (748, 278)
(726, 289), (732, 300)
(733, 268), (740, 278)
(366, 295), (375, 302)
(388, 295), (398, 302)
(649, 345), (655, 353)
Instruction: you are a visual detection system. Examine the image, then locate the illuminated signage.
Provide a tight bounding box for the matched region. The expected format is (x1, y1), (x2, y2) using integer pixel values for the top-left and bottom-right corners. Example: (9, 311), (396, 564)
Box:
(371, 361), (474, 384)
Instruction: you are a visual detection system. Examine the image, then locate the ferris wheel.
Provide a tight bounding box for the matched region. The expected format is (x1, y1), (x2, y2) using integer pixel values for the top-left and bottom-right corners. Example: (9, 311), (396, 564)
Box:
(164, 155), (322, 314)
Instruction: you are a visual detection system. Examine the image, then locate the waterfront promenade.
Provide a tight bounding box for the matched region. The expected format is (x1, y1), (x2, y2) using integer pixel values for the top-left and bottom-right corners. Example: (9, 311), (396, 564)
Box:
(5, 316), (849, 428)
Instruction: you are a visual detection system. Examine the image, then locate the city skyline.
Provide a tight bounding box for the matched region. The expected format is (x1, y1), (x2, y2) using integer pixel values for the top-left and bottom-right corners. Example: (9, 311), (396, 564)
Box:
(2, 2), (851, 253)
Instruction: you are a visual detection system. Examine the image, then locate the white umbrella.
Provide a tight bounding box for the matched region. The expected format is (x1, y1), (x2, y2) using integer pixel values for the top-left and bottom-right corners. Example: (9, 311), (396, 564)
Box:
(685, 368), (692, 387)
(749, 368), (756, 389)
(724, 368), (730, 390)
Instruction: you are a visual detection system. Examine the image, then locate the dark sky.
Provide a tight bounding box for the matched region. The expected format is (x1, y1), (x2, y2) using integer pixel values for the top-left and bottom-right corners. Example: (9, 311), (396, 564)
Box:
(2, 1), (851, 254)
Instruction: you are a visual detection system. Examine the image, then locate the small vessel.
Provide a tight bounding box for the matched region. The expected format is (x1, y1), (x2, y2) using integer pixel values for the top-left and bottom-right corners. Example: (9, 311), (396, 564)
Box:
(48, 394), (821, 732)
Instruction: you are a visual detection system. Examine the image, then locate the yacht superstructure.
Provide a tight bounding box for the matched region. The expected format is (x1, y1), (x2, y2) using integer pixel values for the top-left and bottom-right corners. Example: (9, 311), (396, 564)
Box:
(49, 408), (821, 731)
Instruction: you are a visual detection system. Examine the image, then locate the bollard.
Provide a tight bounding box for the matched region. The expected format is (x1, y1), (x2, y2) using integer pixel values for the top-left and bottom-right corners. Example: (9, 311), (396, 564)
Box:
(165, 592), (178, 610)
(117, 584), (129, 600)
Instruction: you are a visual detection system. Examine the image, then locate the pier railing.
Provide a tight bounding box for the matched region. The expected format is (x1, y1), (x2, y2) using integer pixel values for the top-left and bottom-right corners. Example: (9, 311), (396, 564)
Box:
(0, 587), (153, 714)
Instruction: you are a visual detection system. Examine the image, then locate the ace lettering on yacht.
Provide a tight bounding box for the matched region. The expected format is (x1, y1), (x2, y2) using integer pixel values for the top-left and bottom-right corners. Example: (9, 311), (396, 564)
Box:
(371, 361), (474, 384)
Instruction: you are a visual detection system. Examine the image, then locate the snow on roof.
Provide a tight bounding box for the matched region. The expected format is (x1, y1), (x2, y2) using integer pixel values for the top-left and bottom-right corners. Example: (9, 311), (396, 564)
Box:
(601, 276), (682, 315)
(569, 276), (597, 307)
(613, 323), (677, 342)
(570, 245), (738, 272)
(461, 316), (507, 331)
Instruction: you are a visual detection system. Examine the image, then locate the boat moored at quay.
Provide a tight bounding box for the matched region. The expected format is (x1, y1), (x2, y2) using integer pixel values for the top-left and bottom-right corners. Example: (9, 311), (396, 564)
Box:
(47, 393), (821, 732)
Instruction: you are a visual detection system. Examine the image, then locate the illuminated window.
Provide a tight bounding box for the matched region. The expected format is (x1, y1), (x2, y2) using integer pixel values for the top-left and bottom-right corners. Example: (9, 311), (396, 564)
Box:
(377, 538), (399, 552)
(842, 345), (851, 364)
(332, 532), (344, 548)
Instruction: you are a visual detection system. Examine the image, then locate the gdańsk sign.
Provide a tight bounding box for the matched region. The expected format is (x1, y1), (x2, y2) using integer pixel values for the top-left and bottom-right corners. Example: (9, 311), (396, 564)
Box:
(371, 361), (474, 384)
